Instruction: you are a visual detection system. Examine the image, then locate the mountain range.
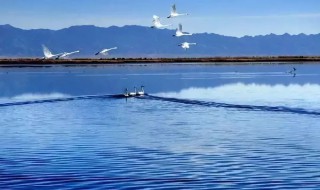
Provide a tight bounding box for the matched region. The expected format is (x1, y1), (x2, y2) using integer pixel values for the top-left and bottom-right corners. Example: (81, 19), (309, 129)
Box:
(0, 24), (319, 58)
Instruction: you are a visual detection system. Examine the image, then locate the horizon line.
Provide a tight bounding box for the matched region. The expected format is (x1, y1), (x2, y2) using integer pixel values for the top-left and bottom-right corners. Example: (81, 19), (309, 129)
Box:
(1, 24), (319, 38)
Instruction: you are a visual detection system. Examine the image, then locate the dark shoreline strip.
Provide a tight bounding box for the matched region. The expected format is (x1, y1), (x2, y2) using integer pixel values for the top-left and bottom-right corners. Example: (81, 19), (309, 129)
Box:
(0, 56), (320, 66)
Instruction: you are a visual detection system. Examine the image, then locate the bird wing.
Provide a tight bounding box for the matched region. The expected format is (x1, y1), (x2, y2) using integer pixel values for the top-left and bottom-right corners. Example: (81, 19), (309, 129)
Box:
(59, 52), (68, 58)
(55, 52), (67, 59)
(101, 49), (109, 53)
(42, 45), (53, 58)
(53, 52), (64, 57)
(71, 50), (80, 54)
(65, 51), (80, 57)
(101, 51), (109, 55)
(100, 48), (117, 55)
(109, 47), (118, 51)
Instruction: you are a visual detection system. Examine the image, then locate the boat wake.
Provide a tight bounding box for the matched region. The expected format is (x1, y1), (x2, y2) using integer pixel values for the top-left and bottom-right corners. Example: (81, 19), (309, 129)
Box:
(0, 94), (118, 107)
(0, 93), (319, 116)
(142, 95), (320, 116)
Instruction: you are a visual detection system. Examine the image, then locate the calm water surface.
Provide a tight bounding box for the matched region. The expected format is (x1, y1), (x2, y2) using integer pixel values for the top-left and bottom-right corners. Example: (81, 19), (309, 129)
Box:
(0, 63), (320, 189)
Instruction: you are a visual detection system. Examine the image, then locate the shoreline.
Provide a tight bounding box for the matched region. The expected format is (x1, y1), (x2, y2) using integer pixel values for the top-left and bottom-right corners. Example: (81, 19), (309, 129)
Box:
(0, 56), (320, 67)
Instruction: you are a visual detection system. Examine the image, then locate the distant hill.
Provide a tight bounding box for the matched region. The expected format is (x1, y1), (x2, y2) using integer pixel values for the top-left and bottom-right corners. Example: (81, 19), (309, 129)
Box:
(0, 24), (319, 58)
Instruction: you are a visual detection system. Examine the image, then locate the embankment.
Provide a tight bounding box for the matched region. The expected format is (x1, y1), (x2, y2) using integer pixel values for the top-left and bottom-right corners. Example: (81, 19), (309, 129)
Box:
(0, 56), (320, 67)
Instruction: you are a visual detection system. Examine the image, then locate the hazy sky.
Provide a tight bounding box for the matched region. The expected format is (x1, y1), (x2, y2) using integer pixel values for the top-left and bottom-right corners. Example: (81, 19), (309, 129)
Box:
(0, 0), (319, 37)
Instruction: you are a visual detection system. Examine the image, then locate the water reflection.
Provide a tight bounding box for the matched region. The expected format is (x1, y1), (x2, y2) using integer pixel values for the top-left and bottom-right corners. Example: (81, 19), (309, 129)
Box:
(157, 83), (320, 110)
(1, 64), (320, 97)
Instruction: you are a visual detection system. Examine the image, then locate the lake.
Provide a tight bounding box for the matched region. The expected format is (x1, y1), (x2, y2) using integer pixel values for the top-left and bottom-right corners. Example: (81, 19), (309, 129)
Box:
(0, 63), (320, 189)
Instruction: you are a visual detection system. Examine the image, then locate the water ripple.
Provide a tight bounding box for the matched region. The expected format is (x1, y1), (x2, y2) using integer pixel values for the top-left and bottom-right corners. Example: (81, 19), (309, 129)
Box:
(144, 95), (320, 116)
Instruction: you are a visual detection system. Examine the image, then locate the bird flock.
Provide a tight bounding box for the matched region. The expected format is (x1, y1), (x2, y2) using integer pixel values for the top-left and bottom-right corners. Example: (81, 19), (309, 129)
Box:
(42, 45), (80, 59)
(152, 4), (196, 50)
(42, 45), (118, 59)
(42, 4), (194, 59)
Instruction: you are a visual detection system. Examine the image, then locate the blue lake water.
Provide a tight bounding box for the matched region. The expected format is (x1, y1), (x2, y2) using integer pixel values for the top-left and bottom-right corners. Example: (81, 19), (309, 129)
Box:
(0, 63), (320, 189)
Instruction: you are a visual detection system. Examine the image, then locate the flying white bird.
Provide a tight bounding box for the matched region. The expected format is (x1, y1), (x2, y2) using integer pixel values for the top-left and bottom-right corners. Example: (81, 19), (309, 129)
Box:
(167, 4), (189, 18)
(57, 50), (80, 59)
(42, 45), (64, 59)
(151, 15), (171, 29)
(95, 47), (118, 56)
(179, 42), (197, 50)
(173, 24), (192, 37)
